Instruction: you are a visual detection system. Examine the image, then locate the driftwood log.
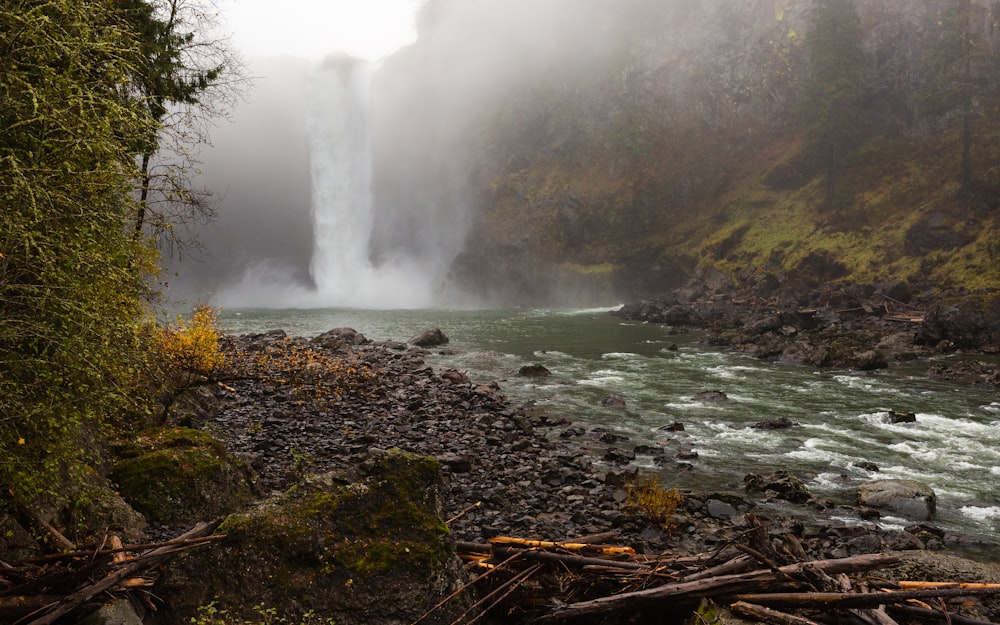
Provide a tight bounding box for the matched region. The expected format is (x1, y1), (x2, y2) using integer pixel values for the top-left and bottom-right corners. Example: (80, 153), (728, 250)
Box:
(443, 534), (1000, 625)
(0, 520), (223, 625)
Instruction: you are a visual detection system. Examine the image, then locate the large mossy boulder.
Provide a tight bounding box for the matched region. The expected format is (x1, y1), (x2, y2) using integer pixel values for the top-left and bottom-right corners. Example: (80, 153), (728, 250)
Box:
(111, 427), (256, 525)
(152, 449), (470, 625)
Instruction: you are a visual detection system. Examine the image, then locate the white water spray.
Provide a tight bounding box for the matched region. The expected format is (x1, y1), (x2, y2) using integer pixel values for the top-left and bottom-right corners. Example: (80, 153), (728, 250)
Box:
(306, 57), (437, 308)
(219, 57), (435, 309)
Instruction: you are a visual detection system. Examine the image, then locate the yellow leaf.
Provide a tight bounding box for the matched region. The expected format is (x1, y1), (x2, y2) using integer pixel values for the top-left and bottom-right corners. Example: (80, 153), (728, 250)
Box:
(17, 438), (25, 445)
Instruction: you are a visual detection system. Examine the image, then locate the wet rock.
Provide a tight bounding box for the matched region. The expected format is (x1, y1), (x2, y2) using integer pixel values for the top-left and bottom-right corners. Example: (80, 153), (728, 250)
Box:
(311, 327), (370, 349)
(660, 422), (685, 432)
(518, 363), (551, 377)
(857, 479), (936, 521)
(409, 328), (450, 347)
(693, 390), (728, 402)
(886, 410), (917, 424)
(439, 369), (470, 384)
(750, 417), (798, 430)
(853, 460), (880, 472)
(706, 499), (738, 519)
(744, 471), (812, 504)
(600, 431), (629, 443)
(601, 394), (627, 408)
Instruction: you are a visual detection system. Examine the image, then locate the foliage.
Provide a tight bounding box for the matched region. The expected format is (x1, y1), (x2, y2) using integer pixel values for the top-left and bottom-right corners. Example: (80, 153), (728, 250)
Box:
(918, 0), (1000, 193)
(0, 0), (161, 505)
(224, 337), (382, 405)
(148, 309), (382, 419)
(801, 0), (865, 203)
(153, 305), (227, 388)
(623, 474), (683, 532)
(122, 0), (245, 249)
(192, 601), (334, 625)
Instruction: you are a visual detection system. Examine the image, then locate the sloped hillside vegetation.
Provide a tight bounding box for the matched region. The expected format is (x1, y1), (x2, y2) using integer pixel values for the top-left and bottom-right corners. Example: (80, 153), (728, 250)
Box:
(372, 0), (1000, 305)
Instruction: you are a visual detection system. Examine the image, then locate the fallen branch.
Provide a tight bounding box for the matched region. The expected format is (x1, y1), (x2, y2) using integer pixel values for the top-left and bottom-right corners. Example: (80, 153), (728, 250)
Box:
(535, 553), (901, 622)
(731, 601), (825, 625)
(887, 604), (1000, 625)
(455, 541), (652, 572)
(734, 585), (1000, 609)
(25, 520), (222, 625)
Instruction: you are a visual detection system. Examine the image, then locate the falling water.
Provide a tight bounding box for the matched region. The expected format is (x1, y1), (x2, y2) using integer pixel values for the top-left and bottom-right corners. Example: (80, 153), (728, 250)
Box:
(218, 56), (436, 309)
(304, 56), (434, 308)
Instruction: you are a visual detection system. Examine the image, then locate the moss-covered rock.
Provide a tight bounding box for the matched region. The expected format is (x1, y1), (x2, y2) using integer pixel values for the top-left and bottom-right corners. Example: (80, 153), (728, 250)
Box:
(111, 427), (256, 525)
(152, 448), (470, 625)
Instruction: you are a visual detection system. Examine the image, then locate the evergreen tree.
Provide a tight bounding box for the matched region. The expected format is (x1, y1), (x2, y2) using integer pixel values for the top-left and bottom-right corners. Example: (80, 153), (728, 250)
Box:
(921, 0), (994, 195)
(118, 0), (243, 248)
(802, 0), (865, 204)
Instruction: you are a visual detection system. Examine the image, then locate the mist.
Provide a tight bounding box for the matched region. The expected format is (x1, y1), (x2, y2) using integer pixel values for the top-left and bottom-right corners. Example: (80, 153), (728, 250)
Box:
(165, 0), (947, 308)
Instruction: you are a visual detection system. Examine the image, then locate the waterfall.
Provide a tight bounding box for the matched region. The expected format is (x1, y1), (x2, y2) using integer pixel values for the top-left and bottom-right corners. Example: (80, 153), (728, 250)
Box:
(304, 56), (434, 308)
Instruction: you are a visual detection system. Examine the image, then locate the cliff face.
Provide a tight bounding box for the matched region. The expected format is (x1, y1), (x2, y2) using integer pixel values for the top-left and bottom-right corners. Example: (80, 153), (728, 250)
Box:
(371, 0), (1000, 306)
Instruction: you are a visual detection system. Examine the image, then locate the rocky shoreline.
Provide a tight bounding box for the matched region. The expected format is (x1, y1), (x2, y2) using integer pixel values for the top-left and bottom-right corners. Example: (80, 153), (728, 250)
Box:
(187, 318), (996, 567)
(613, 270), (1000, 382)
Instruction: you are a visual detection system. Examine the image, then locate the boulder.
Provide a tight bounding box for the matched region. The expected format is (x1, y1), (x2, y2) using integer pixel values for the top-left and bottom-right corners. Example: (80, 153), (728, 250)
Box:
(111, 427), (256, 525)
(311, 327), (370, 349)
(153, 449), (470, 625)
(750, 417), (798, 430)
(601, 394), (627, 408)
(409, 328), (450, 347)
(693, 390), (728, 402)
(857, 479), (936, 521)
(744, 471), (812, 504)
(518, 363), (552, 377)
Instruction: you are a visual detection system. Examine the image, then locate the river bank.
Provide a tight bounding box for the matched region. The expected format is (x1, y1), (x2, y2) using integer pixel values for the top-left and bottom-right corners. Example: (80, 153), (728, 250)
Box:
(613, 269), (1000, 384)
(191, 324), (998, 565)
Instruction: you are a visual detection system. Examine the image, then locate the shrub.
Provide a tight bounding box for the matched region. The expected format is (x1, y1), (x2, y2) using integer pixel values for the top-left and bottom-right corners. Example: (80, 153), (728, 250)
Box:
(623, 474), (683, 532)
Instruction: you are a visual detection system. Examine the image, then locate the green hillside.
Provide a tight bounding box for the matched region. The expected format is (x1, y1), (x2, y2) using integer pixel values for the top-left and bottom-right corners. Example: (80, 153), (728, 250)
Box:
(374, 0), (1000, 304)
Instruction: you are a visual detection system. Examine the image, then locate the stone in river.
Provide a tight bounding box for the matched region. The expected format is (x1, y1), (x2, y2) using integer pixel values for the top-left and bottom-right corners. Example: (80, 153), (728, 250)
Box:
(857, 479), (936, 521)
(409, 328), (449, 347)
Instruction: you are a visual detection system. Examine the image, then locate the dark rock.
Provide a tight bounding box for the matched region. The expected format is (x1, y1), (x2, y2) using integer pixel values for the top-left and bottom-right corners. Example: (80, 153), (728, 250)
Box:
(853, 461), (880, 472)
(750, 417), (798, 430)
(744, 471), (812, 503)
(886, 410), (917, 424)
(440, 369), (470, 384)
(660, 422), (685, 432)
(600, 431), (629, 443)
(437, 453), (472, 473)
(676, 450), (699, 460)
(692, 390), (728, 402)
(518, 363), (551, 377)
(706, 499), (737, 519)
(409, 328), (450, 347)
(601, 394), (627, 408)
(311, 327), (369, 349)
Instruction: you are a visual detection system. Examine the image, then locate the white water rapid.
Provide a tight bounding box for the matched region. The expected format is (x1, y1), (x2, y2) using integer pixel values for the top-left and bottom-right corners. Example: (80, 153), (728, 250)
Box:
(218, 57), (435, 309)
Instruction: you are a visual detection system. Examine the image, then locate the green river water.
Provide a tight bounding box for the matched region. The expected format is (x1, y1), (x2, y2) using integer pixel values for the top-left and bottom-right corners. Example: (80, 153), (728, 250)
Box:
(218, 306), (1000, 556)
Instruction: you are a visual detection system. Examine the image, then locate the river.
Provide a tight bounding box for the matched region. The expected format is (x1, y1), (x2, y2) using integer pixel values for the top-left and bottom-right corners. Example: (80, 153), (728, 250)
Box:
(218, 306), (1000, 555)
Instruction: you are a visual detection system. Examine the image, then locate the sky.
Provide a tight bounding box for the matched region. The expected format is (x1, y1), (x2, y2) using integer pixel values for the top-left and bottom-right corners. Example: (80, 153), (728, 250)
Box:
(222, 0), (422, 61)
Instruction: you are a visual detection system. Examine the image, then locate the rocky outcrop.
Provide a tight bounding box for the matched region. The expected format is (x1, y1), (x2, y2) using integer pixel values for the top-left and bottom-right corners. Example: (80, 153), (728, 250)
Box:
(111, 427), (256, 525)
(152, 449), (470, 625)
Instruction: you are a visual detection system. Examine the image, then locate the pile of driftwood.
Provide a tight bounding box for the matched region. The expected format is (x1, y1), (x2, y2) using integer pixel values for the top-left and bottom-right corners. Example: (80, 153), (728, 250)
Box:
(427, 521), (1000, 625)
(0, 521), (222, 625)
